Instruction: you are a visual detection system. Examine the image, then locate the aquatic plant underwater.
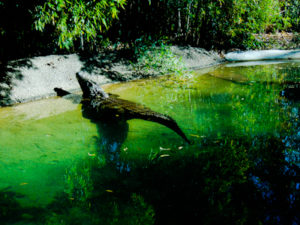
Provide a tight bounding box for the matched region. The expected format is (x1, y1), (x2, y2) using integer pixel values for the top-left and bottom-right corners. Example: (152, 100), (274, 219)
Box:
(0, 61), (299, 224)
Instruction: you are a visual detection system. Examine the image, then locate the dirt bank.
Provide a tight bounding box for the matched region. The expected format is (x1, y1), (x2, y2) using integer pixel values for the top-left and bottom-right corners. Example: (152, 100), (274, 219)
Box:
(0, 46), (223, 106)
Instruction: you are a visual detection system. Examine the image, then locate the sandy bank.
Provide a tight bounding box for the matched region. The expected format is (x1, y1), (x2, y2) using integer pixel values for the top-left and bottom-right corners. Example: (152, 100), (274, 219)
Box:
(0, 46), (223, 106)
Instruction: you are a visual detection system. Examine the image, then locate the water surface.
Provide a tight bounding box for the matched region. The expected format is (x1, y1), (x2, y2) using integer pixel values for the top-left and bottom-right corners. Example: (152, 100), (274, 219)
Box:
(0, 61), (299, 224)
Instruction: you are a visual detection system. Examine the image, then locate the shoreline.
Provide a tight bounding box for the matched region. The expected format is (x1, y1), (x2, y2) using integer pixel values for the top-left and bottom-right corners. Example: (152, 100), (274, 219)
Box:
(0, 46), (224, 107)
(2, 47), (299, 107)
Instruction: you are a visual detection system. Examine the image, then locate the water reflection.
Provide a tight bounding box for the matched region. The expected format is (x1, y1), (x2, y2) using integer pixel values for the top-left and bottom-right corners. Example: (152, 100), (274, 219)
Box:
(0, 61), (299, 224)
(83, 108), (130, 171)
(53, 87), (131, 171)
(55, 62), (300, 225)
(136, 135), (299, 225)
(0, 189), (44, 224)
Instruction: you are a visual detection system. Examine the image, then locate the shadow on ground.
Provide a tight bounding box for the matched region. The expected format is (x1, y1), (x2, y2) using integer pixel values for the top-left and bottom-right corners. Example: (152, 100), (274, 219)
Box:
(78, 50), (153, 82)
(0, 59), (34, 106)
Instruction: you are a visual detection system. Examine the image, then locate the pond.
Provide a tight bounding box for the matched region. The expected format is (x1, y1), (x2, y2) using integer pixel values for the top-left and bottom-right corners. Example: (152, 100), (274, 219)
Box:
(0, 61), (299, 225)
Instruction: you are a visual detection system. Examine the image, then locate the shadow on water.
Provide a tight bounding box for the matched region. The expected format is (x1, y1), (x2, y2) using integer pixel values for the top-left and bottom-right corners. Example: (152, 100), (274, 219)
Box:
(35, 134), (299, 225)
(48, 66), (299, 224)
(134, 137), (299, 225)
(0, 59), (34, 106)
(1, 62), (299, 224)
(83, 110), (130, 172)
(0, 189), (44, 224)
(48, 77), (300, 224)
(1, 134), (299, 224)
(1, 113), (299, 224)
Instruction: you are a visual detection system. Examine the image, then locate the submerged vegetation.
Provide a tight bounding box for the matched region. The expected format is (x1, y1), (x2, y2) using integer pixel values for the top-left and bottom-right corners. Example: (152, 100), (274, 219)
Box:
(0, 62), (299, 224)
(0, 0), (299, 224)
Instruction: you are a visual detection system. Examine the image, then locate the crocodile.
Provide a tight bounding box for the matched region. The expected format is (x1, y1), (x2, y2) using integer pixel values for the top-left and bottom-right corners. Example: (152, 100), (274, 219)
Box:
(75, 72), (190, 143)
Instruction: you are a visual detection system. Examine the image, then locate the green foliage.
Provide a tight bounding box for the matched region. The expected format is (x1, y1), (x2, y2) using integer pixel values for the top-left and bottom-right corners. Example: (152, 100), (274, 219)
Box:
(281, 0), (300, 31)
(34, 0), (126, 49)
(131, 39), (186, 75)
(0, 0), (299, 60)
(114, 0), (293, 49)
(228, 0), (282, 47)
(182, 0), (288, 48)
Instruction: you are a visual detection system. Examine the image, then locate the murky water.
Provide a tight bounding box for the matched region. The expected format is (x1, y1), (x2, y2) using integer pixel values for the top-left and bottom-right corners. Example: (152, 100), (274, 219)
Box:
(0, 61), (299, 224)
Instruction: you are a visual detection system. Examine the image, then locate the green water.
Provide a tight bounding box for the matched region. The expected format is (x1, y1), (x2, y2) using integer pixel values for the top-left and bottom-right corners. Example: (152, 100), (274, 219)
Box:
(0, 61), (299, 224)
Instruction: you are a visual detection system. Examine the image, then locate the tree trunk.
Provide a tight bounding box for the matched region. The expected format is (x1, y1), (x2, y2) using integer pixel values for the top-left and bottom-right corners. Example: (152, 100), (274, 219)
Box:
(80, 34), (84, 51)
(178, 7), (182, 36)
(185, 0), (193, 41)
(192, 2), (201, 45)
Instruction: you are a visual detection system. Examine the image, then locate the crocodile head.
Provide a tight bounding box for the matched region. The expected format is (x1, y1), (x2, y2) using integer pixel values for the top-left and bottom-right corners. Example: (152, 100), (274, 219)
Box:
(76, 72), (109, 99)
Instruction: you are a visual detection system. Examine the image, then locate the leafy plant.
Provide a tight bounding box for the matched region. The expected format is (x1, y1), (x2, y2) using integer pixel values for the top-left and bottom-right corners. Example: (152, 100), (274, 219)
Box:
(281, 0), (300, 31)
(131, 39), (186, 75)
(34, 0), (126, 50)
(114, 0), (292, 49)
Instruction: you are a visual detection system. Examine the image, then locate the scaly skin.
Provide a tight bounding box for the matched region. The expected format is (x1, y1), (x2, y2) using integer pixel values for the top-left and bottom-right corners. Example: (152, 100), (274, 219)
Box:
(76, 72), (190, 143)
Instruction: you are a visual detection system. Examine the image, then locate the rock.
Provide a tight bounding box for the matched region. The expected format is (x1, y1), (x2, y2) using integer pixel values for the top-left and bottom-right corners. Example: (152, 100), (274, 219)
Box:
(225, 50), (300, 61)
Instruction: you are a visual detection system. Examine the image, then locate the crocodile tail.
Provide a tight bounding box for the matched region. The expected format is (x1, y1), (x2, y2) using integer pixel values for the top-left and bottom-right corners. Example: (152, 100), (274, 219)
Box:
(135, 112), (191, 144)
